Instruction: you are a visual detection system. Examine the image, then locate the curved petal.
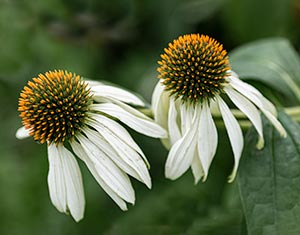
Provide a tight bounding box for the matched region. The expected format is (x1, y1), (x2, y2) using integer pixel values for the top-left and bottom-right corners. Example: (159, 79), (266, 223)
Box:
(89, 113), (150, 168)
(191, 152), (204, 184)
(180, 104), (193, 135)
(168, 98), (181, 145)
(86, 118), (151, 189)
(263, 110), (287, 138)
(151, 81), (165, 114)
(225, 87), (264, 149)
(90, 84), (145, 106)
(82, 127), (143, 182)
(151, 82), (171, 148)
(165, 106), (199, 180)
(228, 77), (286, 137)
(197, 102), (218, 181)
(47, 144), (66, 213)
(16, 126), (30, 139)
(228, 75), (277, 115)
(70, 141), (128, 211)
(217, 97), (243, 182)
(77, 135), (135, 204)
(90, 103), (167, 138)
(58, 145), (85, 222)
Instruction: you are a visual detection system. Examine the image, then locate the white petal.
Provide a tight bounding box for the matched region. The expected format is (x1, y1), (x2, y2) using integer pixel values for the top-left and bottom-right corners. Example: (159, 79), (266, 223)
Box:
(70, 141), (128, 211)
(58, 145), (85, 222)
(87, 117), (152, 188)
(191, 152), (204, 184)
(82, 127), (142, 182)
(90, 84), (145, 106)
(77, 135), (135, 204)
(47, 144), (67, 213)
(225, 87), (264, 149)
(165, 107), (199, 180)
(168, 98), (181, 145)
(85, 80), (103, 87)
(16, 126), (30, 139)
(197, 102), (218, 181)
(151, 82), (171, 148)
(229, 78), (286, 137)
(89, 113), (150, 168)
(180, 104), (193, 135)
(90, 102), (167, 138)
(262, 110), (287, 138)
(228, 75), (277, 115)
(151, 82), (169, 124)
(217, 97), (243, 182)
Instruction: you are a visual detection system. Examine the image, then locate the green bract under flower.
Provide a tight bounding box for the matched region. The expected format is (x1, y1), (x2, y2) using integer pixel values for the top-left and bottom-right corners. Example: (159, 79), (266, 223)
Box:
(18, 70), (92, 144)
(157, 34), (230, 104)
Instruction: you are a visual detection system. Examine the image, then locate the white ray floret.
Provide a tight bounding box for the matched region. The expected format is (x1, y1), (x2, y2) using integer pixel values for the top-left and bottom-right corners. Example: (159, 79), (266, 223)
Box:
(153, 71), (286, 183)
(16, 71), (167, 221)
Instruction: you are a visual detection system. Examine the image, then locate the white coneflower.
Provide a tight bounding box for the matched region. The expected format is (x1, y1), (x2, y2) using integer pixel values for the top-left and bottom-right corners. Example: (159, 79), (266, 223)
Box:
(152, 34), (286, 183)
(16, 70), (167, 222)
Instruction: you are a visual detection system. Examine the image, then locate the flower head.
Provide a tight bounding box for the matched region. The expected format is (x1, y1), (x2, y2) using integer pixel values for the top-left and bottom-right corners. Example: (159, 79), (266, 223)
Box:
(152, 34), (286, 183)
(158, 34), (230, 104)
(18, 71), (92, 144)
(17, 70), (166, 221)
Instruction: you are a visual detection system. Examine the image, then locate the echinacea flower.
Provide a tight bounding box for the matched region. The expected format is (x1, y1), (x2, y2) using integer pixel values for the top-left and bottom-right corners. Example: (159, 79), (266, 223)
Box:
(152, 34), (286, 183)
(16, 70), (166, 221)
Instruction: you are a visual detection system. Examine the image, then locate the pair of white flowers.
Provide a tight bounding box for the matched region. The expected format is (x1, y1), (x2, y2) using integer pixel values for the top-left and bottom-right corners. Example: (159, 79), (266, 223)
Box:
(16, 34), (286, 222)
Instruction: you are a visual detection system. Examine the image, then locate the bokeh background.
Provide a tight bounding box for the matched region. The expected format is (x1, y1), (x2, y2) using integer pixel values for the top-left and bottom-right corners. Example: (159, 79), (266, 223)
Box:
(1, 0), (299, 234)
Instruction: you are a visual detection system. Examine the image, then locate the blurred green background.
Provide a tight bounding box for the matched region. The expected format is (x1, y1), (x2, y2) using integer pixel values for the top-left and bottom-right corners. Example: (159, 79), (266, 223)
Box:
(1, 0), (299, 234)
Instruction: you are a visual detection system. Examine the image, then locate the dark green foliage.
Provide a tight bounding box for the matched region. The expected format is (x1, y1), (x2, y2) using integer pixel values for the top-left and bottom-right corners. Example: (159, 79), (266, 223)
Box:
(238, 112), (300, 235)
(1, 0), (300, 234)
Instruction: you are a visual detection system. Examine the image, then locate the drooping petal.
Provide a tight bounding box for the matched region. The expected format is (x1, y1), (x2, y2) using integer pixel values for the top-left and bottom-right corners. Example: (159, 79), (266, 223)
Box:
(165, 106), (198, 180)
(90, 84), (145, 106)
(82, 127), (143, 182)
(228, 75), (277, 115)
(89, 113), (150, 168)
(16, 126), (30, 139)
(77, 135), (135, 204)
(70, 141), (128, 211)
(151, 81), (171, 148)
(58, 145), (85, 222)
(191, 152), (204, 184)
(228, 76), (286, 137)
(225, 87), (264, 149)
(180, 103), (193, 135)
(86, 117), (151, 188)
(47, 144), (67, 214)
(151, 81), (169, 124)
(217, 97), (243, 182)
(90, 102), (166, 138)
(197, 102), (218, 181)
(262, 109), (287, 138)
(168, 98), (181, 145)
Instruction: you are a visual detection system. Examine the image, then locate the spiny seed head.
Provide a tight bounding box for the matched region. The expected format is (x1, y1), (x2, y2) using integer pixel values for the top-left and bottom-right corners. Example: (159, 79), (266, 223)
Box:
(157, 34), (231, 104)
(18, 70), (92, 145)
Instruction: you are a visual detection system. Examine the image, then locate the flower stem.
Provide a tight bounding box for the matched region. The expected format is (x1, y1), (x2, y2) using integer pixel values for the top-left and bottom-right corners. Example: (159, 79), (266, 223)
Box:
(139, 106), (300, 129)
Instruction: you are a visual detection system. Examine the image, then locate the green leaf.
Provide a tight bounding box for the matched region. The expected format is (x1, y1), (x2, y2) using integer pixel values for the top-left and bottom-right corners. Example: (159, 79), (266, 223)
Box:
(238, 111), (300, 235)
(229, 38), (300, 104)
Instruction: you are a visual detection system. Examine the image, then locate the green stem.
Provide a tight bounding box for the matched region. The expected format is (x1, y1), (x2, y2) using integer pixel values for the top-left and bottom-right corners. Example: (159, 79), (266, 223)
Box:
(139, 106), (300, 129)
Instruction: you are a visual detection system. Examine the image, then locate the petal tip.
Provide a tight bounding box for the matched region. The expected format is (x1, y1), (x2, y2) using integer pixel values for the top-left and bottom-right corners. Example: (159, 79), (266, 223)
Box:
(227, 171), (237, 183)
(256, 136), (264, 150)
(16, 126), (30, 140)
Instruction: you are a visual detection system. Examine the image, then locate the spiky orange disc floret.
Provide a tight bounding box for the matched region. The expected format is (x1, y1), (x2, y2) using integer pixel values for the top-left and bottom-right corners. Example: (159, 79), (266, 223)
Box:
(157, 34), (230, 104)
(18, 70), (92, 144)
